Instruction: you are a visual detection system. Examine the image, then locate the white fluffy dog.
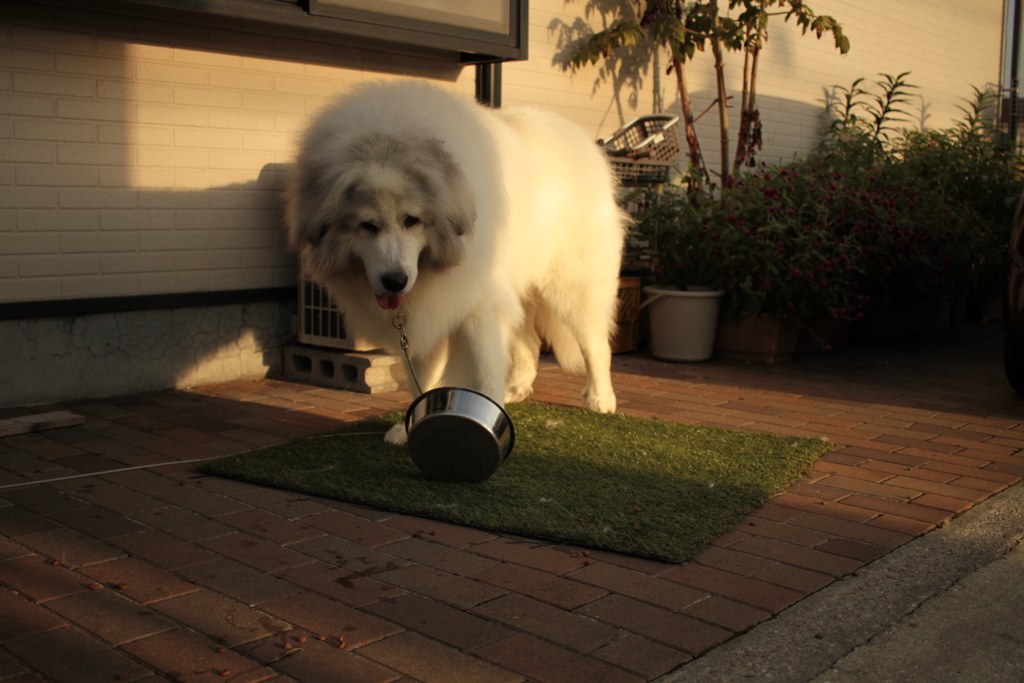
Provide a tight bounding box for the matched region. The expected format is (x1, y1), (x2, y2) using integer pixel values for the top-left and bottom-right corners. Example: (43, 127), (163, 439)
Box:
(285, 79), (627, 443)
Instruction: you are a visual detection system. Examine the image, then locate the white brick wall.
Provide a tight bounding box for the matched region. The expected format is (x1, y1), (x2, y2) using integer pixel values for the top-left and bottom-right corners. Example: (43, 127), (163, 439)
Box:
(0, 0), (1006, 305)
(0, 1), (471, 305)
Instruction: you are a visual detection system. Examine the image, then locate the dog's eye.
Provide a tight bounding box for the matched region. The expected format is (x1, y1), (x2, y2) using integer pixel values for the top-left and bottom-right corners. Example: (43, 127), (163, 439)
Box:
(403, 215), (421, 228)
(314, 223), (329, 245)
(358, 221), (379, 234)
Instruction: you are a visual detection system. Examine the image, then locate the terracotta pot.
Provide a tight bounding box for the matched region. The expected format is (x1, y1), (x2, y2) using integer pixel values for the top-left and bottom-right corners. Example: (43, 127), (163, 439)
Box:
(715, 314), (799, 364)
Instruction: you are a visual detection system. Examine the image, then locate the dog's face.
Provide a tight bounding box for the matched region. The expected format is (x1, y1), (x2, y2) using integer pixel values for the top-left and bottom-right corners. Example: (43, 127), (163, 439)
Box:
(286, 133), (476, 310)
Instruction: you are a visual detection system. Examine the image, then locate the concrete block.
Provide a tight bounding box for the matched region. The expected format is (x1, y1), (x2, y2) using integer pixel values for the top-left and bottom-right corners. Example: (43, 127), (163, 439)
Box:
(282, 344), (405, 394)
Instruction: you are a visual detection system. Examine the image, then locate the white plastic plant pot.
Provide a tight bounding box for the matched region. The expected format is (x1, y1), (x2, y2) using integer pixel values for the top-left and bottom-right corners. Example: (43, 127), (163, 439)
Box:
(641, 285), (725, 362)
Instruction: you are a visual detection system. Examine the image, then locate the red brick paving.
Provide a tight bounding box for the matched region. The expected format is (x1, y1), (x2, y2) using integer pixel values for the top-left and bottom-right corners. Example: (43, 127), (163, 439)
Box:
(0, 589), (66, 643)
(469, 592), (620, 653)
(5, 625), (155, 683)
(45, 589), (177, 646)
(0, 326), (1021, 681)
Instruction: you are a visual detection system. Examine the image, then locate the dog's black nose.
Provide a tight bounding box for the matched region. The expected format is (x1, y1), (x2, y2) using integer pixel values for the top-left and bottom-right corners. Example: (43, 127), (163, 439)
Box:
(381, 272), (408, 293)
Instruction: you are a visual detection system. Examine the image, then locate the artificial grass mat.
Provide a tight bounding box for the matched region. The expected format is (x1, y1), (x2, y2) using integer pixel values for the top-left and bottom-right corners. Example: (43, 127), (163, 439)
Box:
(200, 401), (833, 563)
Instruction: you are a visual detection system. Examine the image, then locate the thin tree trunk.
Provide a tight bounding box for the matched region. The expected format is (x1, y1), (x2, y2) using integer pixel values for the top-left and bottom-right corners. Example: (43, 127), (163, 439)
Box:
(672, 55), (706, 184)
(735, 43), (751, 176)
(748, 46), (761, 152)
(708, 0), (730, 188)
(739, 29), (751, 118)
(734, 45), (761, 176)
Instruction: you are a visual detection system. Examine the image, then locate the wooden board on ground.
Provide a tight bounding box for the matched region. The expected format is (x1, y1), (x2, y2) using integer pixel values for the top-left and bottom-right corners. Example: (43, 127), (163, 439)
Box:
(0, 411), (85, 437)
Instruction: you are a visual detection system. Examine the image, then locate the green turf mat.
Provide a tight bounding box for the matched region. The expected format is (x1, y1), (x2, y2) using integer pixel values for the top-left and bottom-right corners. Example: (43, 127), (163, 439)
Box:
(200, 401), (833, 563)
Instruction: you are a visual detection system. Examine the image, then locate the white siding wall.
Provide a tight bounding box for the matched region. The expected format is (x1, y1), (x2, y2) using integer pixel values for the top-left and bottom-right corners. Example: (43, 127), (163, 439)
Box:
(509, 0), (1006, 171)
(0, 1), (475, 305)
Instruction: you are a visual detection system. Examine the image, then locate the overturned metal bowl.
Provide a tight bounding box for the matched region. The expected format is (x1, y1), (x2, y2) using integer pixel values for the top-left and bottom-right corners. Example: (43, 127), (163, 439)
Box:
(404, 387), (515, 483)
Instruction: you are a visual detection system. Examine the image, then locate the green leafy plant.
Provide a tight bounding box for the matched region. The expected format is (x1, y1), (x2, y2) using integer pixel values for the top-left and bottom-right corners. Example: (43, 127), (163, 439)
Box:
(819, 77), (1021, 295)
(819, 71), (916, 170)
(626, 183), (724, 289)
(891, 88), (1020, 291)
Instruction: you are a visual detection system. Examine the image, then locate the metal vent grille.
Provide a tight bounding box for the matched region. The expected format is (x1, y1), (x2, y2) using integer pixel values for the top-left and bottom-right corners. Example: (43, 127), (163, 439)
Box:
(297, 269), (377, 351)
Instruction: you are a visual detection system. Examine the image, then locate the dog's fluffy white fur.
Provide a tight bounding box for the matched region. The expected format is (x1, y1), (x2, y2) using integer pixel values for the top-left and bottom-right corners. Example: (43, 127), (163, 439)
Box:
(285, 79), (627, 443)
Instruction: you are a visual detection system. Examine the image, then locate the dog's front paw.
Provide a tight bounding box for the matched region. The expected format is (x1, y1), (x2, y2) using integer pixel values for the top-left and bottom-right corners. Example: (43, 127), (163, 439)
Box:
(384, 423), (408, 445)
(504, 384), (533, 404)
(585, 392), (617, 414)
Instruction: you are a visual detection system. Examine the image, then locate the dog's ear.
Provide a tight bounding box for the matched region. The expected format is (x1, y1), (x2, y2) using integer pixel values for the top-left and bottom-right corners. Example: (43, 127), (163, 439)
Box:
(283, 163), (318, 251)
(284, 159), (336, 252)
(418, 139), (476, 268)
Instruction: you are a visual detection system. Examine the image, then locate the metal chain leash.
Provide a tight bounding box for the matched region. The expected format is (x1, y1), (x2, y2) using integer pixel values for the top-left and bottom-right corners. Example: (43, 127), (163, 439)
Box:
(392, 314), (423, 396)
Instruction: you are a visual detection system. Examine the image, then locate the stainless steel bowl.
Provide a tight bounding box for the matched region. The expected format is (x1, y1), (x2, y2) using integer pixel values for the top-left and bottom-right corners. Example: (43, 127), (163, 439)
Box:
(404, 387), (515, 483)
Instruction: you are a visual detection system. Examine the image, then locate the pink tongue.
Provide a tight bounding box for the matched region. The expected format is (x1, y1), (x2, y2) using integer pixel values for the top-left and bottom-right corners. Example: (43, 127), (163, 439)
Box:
(376, 293), (403, 310)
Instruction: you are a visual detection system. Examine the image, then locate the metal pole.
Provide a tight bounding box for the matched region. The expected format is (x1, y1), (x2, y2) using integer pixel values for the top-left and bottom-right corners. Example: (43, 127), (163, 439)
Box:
(1009, 0), (1022, 147)
(475, 62), (502, 108)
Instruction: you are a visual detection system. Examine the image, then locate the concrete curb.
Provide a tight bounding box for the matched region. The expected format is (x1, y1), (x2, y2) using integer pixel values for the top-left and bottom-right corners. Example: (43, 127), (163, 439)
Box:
(657, 481), (1024, 683)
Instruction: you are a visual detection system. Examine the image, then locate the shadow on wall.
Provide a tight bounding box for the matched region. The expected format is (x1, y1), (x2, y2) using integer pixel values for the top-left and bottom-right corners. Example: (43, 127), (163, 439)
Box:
(1, 164), (301, 408)
(547, 1), (663, 131)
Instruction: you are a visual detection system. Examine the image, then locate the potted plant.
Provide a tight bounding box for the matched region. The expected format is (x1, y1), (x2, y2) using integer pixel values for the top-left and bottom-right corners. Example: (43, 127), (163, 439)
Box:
(699, 164), (866, 361)
(625, 79), (1021, 361)
(629, 185), (726, 362)
(629, 163), (871, 362)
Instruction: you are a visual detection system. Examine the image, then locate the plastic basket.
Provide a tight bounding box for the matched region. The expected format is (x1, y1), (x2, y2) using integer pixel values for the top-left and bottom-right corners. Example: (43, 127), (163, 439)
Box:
(609, 159), (673, 186)
(600, 115), (681, 162)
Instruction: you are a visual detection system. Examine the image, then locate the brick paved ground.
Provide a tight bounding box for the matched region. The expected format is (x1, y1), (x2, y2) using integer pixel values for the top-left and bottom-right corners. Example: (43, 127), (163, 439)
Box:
(1, 324), (1022, 682)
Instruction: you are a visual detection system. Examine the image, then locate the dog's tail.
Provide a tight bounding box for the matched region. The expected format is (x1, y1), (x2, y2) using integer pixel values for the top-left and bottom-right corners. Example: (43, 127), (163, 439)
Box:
(536, 307), (586, 375)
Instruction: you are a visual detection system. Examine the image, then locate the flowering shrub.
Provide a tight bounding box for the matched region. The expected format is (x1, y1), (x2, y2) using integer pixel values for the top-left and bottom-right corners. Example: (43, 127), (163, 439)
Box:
(628, 79), (1022, 324)
(818, 79), (1020, 295)
(629, 165), (867, 321)
(885, 134), (1018, 293)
